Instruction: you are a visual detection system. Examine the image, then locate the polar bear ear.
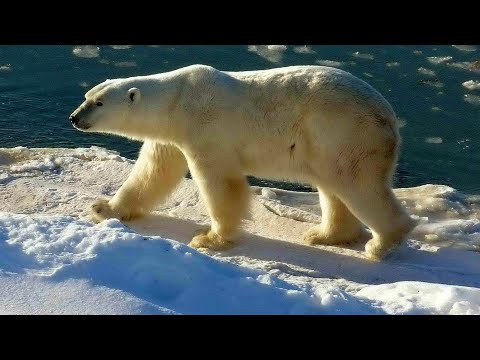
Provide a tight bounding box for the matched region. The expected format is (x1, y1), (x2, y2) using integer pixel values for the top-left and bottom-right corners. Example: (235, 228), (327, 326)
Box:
(128, 88), (141, 104)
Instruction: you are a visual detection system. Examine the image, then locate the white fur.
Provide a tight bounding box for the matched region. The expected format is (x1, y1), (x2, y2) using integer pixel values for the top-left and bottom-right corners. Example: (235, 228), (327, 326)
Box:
(72, 64), (417, 260)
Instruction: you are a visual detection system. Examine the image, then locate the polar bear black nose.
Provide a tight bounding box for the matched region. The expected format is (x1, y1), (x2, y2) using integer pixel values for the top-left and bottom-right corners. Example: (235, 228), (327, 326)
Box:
(70, 115), (79, 126)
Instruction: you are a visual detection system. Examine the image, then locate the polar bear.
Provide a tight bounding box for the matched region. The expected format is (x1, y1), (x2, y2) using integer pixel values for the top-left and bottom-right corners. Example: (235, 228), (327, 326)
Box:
(70, 64), (417, 260)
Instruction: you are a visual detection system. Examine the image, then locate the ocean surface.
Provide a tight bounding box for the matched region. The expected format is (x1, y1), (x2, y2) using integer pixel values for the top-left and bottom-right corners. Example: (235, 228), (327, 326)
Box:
(0, 45), (479, 192)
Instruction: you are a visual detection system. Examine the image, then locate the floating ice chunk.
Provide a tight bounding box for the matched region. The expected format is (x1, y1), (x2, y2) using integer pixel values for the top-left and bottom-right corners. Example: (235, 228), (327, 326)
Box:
(363, 72), (374, 78)
(110, 45), (132, 50)
(420, 79), (444, 88)
(397, 119), (407, 128)
(431, 106), (442, 112)
(386, 62), (400, 67)
(352, 51), (374, 60)
(267, 45), (287, 51)
(452, 45), (477, 52)
(248, 45), (287, 63)
(464, 94), (480, 105)
(413, 50), (423, 55)
(425, 137), (443, 144)
(462, 80), (480, 90)
(315, 59), (344, 68)
(0, 64), (12, 71)
(427, 56), (452, 65)
(113, 61), (137, 67)
(98, 59), (110, 64)
(72, 45), (100, 58)
(293, 45), (316, 54)
(79, 82), (90, 88)
(447, 61), (480, 73)
(417, 67), (436, 76)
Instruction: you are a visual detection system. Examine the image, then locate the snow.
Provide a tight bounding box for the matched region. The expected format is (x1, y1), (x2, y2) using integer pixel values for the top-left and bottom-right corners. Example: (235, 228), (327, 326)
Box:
(1, 147), (480, 314)
(357, 282), (480, 315)
(0, 214), (333, 314)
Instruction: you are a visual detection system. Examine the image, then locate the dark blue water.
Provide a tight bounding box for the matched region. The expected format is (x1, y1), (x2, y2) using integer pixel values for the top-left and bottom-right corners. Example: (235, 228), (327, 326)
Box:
(1, 45), (479, 192)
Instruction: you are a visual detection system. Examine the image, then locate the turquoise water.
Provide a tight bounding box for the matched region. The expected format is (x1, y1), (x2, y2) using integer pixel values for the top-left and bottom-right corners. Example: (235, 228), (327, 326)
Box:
(0, 45), (479, 192)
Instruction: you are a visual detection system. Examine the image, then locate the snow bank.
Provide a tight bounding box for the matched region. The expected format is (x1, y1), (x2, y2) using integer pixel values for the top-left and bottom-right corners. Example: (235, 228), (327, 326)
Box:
(0, 213), (373, 314)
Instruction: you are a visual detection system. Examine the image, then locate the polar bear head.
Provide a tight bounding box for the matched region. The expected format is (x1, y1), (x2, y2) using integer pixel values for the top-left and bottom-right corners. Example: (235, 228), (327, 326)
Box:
(70, 79), (143, 137)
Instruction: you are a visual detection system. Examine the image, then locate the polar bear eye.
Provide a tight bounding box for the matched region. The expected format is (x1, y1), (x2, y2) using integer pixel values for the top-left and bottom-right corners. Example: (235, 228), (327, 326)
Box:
(96, 102), (103, 107)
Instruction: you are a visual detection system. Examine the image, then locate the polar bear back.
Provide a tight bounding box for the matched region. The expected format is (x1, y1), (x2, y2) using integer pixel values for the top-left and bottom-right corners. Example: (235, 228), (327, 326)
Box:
(226, 65), (396, 117)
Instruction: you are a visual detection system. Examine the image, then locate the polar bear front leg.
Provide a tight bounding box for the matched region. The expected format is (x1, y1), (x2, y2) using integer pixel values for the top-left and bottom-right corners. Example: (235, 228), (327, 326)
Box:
(88, 141), (187, 223)
(186, 160), (249, 250)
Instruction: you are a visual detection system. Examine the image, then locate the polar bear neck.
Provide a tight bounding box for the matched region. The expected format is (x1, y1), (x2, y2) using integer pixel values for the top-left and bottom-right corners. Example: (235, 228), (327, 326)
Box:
(112, 71), (191, 143)
(111, 65), (240, 145)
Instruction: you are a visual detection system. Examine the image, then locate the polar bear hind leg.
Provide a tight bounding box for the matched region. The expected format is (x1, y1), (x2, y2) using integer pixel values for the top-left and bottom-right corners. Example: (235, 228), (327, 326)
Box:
(333, 181), (417, 261)
(88, 141), (187, 223)
(304, 189), (370, 246)
(303, 118), (416, 259)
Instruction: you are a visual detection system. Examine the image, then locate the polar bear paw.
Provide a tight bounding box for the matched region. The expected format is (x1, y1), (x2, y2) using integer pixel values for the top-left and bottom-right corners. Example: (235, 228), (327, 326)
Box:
(189, 228), (234, 251)
(87, 198), (139, 223)
(364, 236), (403, 261)
(304, 226), (370, 246)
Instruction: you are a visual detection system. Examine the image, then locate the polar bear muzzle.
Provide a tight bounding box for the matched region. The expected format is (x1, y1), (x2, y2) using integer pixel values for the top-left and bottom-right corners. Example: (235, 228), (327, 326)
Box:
(69, 103), (94, 131)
